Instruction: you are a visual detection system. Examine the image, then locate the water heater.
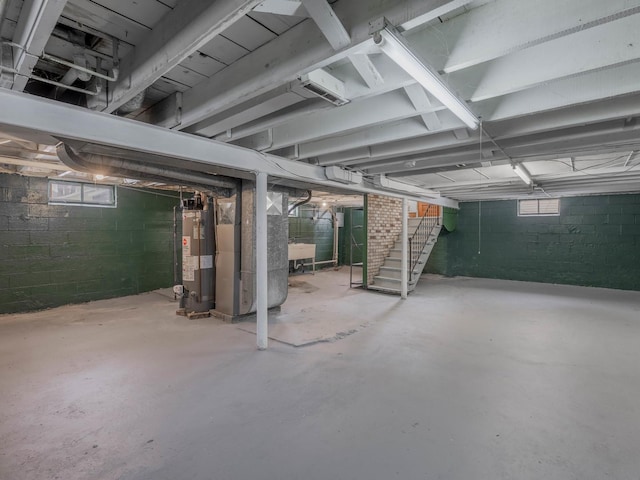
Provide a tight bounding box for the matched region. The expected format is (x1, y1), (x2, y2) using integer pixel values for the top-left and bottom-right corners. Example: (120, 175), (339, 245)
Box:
(178, 193), (215, 315)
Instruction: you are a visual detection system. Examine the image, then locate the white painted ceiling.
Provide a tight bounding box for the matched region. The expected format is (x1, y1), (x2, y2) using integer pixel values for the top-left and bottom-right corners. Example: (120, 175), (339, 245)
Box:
(1, 0), (639, 201)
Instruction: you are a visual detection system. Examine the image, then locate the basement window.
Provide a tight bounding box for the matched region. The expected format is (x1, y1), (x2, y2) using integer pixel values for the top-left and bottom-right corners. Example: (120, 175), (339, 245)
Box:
(518, 198), (560, 216)
(48, 180), (116, 207)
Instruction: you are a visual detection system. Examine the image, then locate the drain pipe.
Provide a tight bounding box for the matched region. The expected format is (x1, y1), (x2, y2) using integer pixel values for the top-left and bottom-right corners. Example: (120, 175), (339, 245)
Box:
(42, 52), (119, 82)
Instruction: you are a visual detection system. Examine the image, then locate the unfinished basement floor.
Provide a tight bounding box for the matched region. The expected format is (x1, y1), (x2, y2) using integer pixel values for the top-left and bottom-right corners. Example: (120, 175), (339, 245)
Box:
(1, 270), (640, 480)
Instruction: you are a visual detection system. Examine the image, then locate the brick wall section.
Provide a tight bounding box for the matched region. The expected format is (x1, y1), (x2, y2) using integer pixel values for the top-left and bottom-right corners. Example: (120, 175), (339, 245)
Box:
(366, 194), (402, 284)
(426, 194), (640, 291)
(0, 174), (180, 313)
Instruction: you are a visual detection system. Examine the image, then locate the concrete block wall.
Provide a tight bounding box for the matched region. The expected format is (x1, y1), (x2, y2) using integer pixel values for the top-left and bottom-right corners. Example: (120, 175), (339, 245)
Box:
(366, 194), (402, 284)
(0, 174), (180, 313)
(288, 206), (335, 264)
(427, 194), (640, 291)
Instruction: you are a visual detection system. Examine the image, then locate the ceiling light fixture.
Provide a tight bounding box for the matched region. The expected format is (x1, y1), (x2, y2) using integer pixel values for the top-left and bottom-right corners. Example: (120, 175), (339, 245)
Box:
(512, 164), (533, 185)
(373, 22), (479, 130)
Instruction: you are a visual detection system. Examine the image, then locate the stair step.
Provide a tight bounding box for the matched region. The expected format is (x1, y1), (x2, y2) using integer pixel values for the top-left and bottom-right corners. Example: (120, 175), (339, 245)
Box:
(370, 276), (418, 294)
(367, 284), (401, 295)
(384, 257), (402, 267)
(372, 276), (400, 291)
(388, 249), (402, 259)
(378, 266), (401, 279)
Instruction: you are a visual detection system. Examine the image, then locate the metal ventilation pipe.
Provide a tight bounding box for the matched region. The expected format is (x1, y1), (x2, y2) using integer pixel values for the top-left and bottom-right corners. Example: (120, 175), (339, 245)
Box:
(118, 91), (146, 114)
(56, 143), (238, 195)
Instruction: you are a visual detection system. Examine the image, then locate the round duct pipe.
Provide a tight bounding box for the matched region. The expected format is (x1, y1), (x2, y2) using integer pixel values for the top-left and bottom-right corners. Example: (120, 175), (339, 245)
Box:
(56, 143), (238, 195)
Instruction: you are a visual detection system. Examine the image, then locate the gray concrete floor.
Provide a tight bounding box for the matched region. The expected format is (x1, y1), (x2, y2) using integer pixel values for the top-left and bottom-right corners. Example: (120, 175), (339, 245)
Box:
(1, 272), (640, 480)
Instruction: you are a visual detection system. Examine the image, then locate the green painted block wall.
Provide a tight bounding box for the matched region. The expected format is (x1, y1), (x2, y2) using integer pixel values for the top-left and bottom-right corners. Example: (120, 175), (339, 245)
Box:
(427, 194), (640, 291)
(288, 206), (335, 264)
(0, 174), (180, 313)
(288, 206), (364, 268)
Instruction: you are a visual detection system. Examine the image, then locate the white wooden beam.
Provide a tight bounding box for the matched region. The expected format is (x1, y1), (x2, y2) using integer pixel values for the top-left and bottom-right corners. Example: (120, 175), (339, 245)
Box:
(300, 0), (350, 50)
(0, 156), (69, 171)
(0, 88), (458, 207)
(233, 89), (447, 152)
(409, 0), (640, 73)
(186, 88), (306, 138)
(253, 0), (307, 17)
(11, 0), (68, 91)
(157, 0), (471, 130)
(102, 0), (261, 113)
(213, 100), (332, 143)
(400, 0), (479, 32)
(317, 65), (640, 166)
(376, 123), (640, 177)
(454, 14), (640, 102)
(479, 61), (640, 123)
(488, 94), (640, 140)
(403, 84), (442, 131)
(303, 111), (463, 162)
(348, 53), (384, 89)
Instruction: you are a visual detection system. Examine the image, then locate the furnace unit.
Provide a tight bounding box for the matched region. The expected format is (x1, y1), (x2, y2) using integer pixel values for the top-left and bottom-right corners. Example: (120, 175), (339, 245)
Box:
(175, 182), (291, 321)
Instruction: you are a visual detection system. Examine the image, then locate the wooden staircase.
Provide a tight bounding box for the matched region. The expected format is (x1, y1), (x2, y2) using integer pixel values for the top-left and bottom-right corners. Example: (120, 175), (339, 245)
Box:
(368, 216), (442, 294)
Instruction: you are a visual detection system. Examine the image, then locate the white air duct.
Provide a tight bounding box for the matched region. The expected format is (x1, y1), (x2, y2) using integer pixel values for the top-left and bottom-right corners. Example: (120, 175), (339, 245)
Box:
(324, 165), (362, 184)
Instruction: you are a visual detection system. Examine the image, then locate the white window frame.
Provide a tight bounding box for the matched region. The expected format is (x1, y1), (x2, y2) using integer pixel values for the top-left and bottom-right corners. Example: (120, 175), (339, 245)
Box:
(518, 198), (560, 217)
(48, 180), (117, 208)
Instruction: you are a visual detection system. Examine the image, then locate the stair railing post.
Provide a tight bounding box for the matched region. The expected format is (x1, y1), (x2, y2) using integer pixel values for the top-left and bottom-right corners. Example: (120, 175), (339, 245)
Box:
(401, 197), (408, 299)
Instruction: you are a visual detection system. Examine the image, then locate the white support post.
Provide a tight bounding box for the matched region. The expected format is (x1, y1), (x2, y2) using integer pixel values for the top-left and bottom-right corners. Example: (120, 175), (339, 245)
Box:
(401, 197), (408, 299)
(255, 171), (269, 350)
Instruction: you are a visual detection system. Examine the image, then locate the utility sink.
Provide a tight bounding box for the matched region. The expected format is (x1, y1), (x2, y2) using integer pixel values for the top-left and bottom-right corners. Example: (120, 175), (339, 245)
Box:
(288, 243), (316, 272)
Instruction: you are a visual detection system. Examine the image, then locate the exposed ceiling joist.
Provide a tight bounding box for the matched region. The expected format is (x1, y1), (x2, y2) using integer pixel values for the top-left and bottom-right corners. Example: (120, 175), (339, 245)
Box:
(252, 0), (307, 17)
(307, 112), (464, 163)
(184, 86), (306, 137)
(348, 53), (384, 89)
(11, 0), (68, 91)
(147, 0), (472, 130)
(233, 88), (450, 152)
(0, 155), (69, 171)
(101, 0), (261, 114)
(411, 0), (640, 74)
(403, 84), (442, 131)
(478, 63), (640, 123)
(300, 0), (350, 50)
(456, 14), (640, 102)
(0, 88), (457, 207)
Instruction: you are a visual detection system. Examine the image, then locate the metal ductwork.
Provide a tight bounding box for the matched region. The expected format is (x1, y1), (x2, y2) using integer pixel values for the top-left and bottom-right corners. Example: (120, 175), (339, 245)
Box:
(56, 143), (237, 196)
(56, 142), (290, 320)
(118, 91), (145, 114)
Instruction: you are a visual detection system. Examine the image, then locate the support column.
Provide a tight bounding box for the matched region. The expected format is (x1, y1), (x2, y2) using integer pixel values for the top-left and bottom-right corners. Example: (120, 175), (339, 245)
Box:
(401, 197), (408, 299)
(255, 171), (268, 349)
